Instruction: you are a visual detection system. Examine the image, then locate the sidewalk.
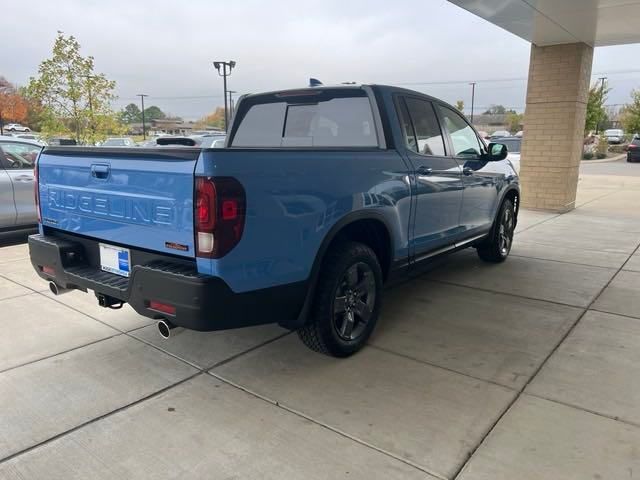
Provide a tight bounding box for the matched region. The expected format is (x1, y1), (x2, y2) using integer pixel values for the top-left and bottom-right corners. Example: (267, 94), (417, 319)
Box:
(0, 173), (639, 479)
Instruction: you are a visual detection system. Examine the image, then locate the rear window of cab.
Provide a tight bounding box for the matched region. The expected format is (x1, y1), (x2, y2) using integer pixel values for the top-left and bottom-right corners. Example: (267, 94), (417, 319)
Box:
(229, 89), (379, 148)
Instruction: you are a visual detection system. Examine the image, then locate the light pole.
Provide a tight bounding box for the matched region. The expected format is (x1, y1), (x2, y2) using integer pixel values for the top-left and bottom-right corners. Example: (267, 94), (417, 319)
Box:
(469, 82), (476, 124)
(227, 90), (237, 120)
(596, 77), (607, 135)
(137, 94), (148, 140)
(213, 61), (236, 132)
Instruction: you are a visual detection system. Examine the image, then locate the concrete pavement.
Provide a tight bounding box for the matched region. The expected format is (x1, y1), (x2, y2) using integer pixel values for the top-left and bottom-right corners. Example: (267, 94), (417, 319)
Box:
(1, 169), (640, 479)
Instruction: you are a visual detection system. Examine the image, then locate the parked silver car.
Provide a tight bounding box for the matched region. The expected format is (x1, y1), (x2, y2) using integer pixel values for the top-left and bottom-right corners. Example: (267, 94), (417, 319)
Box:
(0, 137), (41, 230)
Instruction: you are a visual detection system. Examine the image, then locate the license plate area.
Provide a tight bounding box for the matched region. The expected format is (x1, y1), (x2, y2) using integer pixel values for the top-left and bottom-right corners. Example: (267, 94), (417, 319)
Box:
(99, 243), (131, 277)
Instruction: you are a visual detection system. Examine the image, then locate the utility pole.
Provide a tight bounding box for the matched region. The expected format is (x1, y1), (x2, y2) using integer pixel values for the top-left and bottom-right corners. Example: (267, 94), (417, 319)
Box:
(596, 77), (607, 135)
(228, 90), (237, 120)
(137, 94), (148, 140)
(213, 61), (236, 132)
(469, 82), (476, 124)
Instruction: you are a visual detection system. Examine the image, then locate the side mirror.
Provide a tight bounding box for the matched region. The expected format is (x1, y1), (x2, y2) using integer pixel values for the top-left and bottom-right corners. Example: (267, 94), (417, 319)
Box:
(487, 142), (508, 161)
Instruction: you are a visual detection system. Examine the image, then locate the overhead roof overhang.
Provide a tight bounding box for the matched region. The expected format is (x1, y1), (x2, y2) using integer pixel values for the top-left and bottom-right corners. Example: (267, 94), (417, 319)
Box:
(448, 0), (640, 47)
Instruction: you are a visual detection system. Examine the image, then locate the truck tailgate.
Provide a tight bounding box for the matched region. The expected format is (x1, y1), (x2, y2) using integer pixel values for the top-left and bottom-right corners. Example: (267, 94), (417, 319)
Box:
(38, 147), (200, 258)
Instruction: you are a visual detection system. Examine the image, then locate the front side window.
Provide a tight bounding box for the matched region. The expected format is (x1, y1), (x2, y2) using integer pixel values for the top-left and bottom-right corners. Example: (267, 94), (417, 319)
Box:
(231, 91), (378, 148)
(438, 106), (483, 158)
(0, 142), (40, 169)
(403, 97), (445, 156)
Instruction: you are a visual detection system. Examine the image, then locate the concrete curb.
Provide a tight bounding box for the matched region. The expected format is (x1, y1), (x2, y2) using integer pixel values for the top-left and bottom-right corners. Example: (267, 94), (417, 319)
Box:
(581, 153), (626, 164)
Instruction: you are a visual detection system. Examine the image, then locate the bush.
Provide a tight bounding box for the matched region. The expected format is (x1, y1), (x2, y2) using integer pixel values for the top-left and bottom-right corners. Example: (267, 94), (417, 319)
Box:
(583, 152), (594, 160)
(596, 152), (607, 159)
(609, 144), (628, 154)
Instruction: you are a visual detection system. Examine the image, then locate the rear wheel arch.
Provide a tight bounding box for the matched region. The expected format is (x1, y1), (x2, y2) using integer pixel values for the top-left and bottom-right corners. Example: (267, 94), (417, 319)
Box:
(283, 212), (394, 330)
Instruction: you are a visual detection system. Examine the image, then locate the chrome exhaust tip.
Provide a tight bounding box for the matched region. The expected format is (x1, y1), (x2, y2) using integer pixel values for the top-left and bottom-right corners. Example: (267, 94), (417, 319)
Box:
(49, 282), (71, 296)
(157, 320), (182, 339)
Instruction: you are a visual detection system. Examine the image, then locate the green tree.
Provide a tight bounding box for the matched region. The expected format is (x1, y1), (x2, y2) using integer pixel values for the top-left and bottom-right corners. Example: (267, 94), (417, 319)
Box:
(455, 100), (464, 112)
(506, 111), (524, 132)
(483, 105), (507, 115)
(143, 105), (166, 122)
(620, 89), (640, 136)
(25, 31), (123, 144)
(584, 83), (610, 134)
(120, 103), (141, 124)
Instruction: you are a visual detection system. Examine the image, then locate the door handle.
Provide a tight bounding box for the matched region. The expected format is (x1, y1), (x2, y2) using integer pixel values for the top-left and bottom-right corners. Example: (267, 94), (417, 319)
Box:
(14, 175), (34, 182)
(417, 166), (433, 175)
(462, 167), (474, 176)
(91, 164), (110, 179)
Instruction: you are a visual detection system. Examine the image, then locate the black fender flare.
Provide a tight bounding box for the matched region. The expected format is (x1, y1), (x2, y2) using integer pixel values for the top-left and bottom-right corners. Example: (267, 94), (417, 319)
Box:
(279, 210), (395, 330)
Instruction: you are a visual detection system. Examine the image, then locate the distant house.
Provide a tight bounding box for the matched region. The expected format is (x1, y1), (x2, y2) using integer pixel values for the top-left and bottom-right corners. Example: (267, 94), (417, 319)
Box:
(471, 114), (509, 134)
(127, 119), (198, 136)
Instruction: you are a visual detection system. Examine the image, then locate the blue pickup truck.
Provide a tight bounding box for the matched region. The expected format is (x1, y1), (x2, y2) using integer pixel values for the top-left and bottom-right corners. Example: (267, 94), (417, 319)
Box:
(29, 84), (519, 357)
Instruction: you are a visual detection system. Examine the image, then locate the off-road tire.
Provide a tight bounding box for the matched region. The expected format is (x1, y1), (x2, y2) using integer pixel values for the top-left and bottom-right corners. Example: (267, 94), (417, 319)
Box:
(298, 241), (383, 357)
(477, 198), (515, 263)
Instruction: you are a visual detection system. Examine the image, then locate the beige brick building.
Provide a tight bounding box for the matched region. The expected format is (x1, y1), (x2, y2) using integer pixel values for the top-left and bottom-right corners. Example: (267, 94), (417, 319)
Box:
(449, 0), (640, 212)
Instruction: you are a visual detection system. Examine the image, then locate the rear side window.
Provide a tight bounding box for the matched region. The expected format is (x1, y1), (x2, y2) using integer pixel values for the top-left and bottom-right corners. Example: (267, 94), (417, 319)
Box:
(402, 97), (445, 156)
(231, 91), (378, 148)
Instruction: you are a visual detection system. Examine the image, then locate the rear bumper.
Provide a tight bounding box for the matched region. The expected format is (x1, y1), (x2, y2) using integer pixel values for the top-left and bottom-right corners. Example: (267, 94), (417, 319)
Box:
(28, 233), (307, 331)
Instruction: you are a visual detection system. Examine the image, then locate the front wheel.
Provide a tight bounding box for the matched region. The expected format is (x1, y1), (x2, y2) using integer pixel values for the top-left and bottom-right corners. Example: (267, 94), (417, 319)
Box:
(298, 241), (382, 357)
(477, 198), (516, 263)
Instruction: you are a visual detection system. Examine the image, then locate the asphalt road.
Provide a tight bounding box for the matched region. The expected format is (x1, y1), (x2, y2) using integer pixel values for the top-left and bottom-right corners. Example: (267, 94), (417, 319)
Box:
(580, 155), (639, 176)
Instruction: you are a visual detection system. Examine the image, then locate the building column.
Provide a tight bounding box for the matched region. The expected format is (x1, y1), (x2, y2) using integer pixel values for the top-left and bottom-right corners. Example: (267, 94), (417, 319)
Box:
(520, 42), (593, 212)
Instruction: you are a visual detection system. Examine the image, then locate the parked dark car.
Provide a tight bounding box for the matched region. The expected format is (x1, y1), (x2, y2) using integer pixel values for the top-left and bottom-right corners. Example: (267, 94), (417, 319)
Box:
(628, 137), (640, 162)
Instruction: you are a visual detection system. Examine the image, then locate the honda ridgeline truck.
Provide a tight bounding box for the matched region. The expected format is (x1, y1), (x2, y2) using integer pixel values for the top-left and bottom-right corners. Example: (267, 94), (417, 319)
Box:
(29, 85), (519, 357)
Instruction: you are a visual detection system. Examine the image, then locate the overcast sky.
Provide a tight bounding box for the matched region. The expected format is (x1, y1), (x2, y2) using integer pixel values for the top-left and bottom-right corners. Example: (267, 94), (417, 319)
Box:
(3, 0), (640, 119)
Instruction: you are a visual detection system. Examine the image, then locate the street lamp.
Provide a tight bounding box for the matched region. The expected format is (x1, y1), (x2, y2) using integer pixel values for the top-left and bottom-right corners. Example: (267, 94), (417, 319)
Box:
(213, 61), (236, 132)
(137, 94), (148, 140)
(469, 82), (476, 124)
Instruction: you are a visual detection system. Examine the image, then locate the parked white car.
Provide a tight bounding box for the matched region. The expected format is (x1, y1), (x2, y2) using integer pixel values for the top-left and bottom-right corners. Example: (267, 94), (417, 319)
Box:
(604, 129), (624, 144)
(3, 123), (30, 133)
(497, 137), (522, 174)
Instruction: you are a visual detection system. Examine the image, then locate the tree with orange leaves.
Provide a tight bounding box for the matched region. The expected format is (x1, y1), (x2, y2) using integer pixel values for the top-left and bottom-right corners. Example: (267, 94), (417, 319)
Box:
(0, 76), (28, 135)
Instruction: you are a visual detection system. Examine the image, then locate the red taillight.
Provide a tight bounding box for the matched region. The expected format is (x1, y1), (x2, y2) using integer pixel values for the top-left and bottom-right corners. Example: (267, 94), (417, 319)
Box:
(221, 200), (238, 220)
(34, 158), (41, 223)
(629, 144), (637, 149)
(194, 177), (246, 258)
(148, 300), (176, 316)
